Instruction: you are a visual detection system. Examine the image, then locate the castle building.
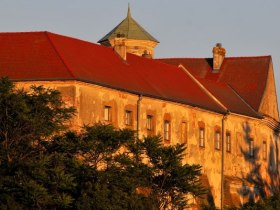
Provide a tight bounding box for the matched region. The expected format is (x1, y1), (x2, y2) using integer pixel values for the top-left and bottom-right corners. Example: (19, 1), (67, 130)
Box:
(0, 7), (279, 209)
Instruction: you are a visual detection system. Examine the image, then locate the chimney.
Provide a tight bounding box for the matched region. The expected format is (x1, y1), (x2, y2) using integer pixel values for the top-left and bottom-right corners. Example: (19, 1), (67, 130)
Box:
(142, 50), (152, 59)
(212, 43), (226, 72)
(113, 37), (127, 60)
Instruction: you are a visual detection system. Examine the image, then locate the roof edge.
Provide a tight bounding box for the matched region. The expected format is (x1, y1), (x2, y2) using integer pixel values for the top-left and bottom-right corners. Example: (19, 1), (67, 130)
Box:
(227, 84), (262, 118)
(178, 64), (228, 113)
(11, 78), (227, 115)
(157, 55), (271, 60)
(258, 58), (280, 121)
(45, 32), (76, 78)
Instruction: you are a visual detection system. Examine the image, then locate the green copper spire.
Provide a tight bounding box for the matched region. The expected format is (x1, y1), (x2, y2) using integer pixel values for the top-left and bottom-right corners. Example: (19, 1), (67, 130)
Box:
(98, 6), (159, 43)
(127, 3), (131, 18)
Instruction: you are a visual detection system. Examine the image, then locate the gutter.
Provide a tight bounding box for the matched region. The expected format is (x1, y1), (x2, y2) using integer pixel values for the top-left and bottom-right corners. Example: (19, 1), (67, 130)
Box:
(221, 112), (230, 210)
(137, 94), (143, 139)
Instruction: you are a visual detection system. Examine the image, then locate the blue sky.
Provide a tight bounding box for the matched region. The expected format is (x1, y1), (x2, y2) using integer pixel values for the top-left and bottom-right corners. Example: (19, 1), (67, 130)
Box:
(1, 0), (280, 111)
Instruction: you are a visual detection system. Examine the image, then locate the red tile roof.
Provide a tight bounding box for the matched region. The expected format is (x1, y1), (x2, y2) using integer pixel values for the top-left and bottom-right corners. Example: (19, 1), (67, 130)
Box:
(0, 32), (74, 80)
(197, 78), (260, 118)
(157, 56), (271, 112)
(0, 31), (270, 117)
(0, 31), (226, 114)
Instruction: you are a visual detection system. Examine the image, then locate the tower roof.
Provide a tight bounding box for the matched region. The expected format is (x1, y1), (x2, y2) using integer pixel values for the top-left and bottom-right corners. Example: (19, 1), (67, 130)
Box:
(98, 6), (159, 43)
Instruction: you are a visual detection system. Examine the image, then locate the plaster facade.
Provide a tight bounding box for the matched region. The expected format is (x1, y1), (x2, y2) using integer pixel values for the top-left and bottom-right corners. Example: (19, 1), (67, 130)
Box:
(16, 80), (280, 208)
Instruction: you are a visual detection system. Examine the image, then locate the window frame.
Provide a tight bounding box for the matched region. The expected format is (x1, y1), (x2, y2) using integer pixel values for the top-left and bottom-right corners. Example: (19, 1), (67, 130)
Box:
(147, 115), (153, 131)
(226, 132), (231, 153)
(215, 130), (221, 150)
(164, 120), (171, 142)
(124, 110), (132, 126)
(104, 105), (112, 121)
(199, 127), (205, 148)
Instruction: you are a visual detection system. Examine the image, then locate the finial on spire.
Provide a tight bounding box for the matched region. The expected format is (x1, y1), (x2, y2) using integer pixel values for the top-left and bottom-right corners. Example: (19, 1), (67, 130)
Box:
(127, 3), (131, 18)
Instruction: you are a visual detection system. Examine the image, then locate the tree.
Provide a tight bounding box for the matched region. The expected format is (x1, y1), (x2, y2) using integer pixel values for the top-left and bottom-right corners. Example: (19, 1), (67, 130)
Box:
(48, 125), (205, 210)
(0, 78), (205, 209)
(140, 136), (204, 209)
(224, 192), (280, 210)
(0, 77), (76, 209)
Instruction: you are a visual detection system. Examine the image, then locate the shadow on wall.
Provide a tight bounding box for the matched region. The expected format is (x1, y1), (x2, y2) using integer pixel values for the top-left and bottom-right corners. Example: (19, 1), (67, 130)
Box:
(236, 121), (279, 205)
(196, 174), (216, 208)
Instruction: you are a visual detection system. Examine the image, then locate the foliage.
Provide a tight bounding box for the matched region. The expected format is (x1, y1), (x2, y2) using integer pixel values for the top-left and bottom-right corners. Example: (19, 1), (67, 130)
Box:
(48, 126), (205, 209)
(0, 78), (205, 209)
(0, 77), (76, 209)
(141, 135), (205, 209)
(224, 192), (280, 210)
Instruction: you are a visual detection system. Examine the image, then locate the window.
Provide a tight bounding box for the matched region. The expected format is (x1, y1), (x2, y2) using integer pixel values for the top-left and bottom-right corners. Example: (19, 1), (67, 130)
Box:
(249, 139), (254, 157)
(215, 131), (221, 150)
(125, 110), (132, 126)
(147, 115), (153, 131)
(164, 120), (171, 141)
(236, 132), (242, 156)
(181, 122), (187, 145)
(263, 141), (267, 160)
(104, 106), (111, 121)
(199, 127), (205, 147)
(226, 133), (231, 152)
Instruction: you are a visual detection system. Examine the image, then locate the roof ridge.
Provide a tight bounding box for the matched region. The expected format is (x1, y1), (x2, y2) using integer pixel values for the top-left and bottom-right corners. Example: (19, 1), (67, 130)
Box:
(0, 31), (48, 34)
(0, 31), (106, 48)
(225, 55), (271, 59)
(129, 17), (159, 42)
(227, 84), (261, 118)
(258, 57), (274, 113)
(178, 64), (228, 113)
(46, 31), (105, 48)
(128, 52), (180, 71)
(157, 55), (271, 60)
(45, 32), (76, 78)
(157, 57), (211, 60)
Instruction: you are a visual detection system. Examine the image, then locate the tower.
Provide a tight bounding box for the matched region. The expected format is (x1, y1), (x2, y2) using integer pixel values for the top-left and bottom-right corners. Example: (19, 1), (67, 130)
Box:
(98, 5), (159, 59)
